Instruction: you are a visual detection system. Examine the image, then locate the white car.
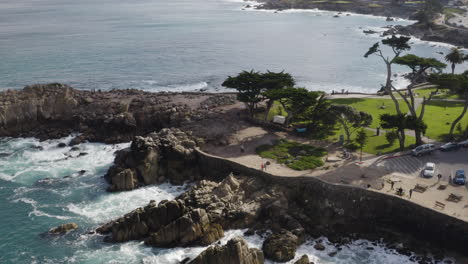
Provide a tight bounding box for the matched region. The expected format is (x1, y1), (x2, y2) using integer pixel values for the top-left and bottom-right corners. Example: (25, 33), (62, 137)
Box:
(422, 162), (435, 178)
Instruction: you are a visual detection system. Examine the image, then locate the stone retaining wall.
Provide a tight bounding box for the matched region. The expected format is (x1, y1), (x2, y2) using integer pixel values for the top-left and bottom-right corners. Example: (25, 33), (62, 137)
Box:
(195, 148), (468, 256)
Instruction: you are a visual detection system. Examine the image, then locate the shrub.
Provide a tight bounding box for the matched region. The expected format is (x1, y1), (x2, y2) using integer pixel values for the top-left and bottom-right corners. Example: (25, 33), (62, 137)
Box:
(385, 130), (398, 145)
(343, 142), (359, 151)
(255, 139), (326, 170)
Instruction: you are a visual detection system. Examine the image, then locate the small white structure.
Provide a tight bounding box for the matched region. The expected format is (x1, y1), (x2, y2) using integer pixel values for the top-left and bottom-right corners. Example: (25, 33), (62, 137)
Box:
(272, 115), (286, 125)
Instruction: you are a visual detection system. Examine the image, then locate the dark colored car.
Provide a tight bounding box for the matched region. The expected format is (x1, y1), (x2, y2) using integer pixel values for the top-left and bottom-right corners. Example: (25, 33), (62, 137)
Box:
(453, 170), (466, 185)
(439, 142), (461, 152)
(458, 140), (468, 148)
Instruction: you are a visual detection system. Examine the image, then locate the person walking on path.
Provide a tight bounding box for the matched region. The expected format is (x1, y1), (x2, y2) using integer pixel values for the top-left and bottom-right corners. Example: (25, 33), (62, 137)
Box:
(260, 163), (264, 171)
(240, 145), (245, 153)
(437, 174), (442, 182)
(391, 181), (395, 190)
(409, 189), (413, 199)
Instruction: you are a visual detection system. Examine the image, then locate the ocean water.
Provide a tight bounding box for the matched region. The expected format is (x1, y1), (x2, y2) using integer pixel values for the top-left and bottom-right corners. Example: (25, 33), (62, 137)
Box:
(0, 136), (456, 263)
(0, 0), (466, 93)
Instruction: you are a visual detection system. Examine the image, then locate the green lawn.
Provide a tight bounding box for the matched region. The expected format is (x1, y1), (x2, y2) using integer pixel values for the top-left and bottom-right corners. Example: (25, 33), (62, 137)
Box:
(394, 88), (460, 99)
(368, 3), (383, 7)
(256, 139), (327, 170)
(423, 101), (468, 140)
(328, 125), (416, 154)
(330, 98), (409, 128)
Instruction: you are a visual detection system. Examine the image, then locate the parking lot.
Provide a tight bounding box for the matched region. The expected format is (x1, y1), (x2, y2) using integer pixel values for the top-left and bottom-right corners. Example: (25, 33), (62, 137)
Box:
(368, 147), (468, 221)
(373, 147), (468, 181)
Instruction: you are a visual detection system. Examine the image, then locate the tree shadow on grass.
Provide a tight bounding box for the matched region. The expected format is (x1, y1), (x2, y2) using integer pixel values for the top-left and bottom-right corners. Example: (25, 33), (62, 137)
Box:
(376, 143), (392, 150)
(329, 98), (366, 105)
(426, 100), (465, 108)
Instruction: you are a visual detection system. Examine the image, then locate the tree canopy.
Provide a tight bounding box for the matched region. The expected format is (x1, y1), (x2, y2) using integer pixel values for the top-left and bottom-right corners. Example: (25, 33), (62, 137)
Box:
(265, 87), (320, 125)
(222, 70), (295, 118)
(394, 54), (446, 74)
(444, 48), (466, 74)
(330, 104), (372, 143)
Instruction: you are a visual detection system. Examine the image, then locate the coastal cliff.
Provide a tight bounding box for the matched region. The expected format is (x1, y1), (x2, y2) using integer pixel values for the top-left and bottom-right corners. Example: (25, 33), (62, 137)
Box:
(98, 129), (468, 263)
(0, 83), (237, 143)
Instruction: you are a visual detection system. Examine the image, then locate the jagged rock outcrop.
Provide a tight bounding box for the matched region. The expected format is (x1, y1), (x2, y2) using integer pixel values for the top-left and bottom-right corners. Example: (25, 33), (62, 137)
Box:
(262, 230), (300, 262)
(188, 236), (264, 264)
(49, 223), (78, 234)
(0, 83), (237, 143)
(145, 208), (224, 247)
(104, 128), (201, 191)
(97, 173), (300, 253)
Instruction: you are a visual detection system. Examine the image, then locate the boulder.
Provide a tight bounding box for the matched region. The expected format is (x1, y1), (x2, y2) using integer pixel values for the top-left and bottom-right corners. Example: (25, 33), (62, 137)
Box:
(294, 255), (312, 264)
(49, 223), (78, 234)
(262, 230), (300, 262)
(145, 208), (223, 247)
(97, 199), (187, 242)
(189, 236), (264, 264)
(314, 242), (326, 251)
(104, 128), (200, 192)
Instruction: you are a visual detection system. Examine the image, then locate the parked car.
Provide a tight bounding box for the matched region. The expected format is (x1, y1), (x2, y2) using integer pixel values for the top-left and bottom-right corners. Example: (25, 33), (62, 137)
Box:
(439, 142), (461, 152)
(453, 170), (466, 185)
(458, 139), (468, 148)
(422, 162), (435, 178)
(411, 144), (435, 157)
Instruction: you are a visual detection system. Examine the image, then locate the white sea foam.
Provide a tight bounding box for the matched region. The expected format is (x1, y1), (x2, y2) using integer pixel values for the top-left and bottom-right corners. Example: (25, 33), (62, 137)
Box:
(12, 197), (72, 220)
(137, 81), (209, 92)
(67, 183), (189, 223)
(0, 136), (129, 184)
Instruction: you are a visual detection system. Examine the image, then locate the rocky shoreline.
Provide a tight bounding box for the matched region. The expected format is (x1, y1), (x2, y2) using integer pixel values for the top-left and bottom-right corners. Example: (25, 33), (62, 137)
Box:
(97, 128), (467, 263)
(3, 84), (468, 263)
(252, 0), (468, 48)
(0, 83), (238, 144)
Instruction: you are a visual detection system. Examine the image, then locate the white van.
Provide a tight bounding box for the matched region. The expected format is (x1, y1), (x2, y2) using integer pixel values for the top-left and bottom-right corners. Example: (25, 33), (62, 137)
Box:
(411, 144), (435, 157)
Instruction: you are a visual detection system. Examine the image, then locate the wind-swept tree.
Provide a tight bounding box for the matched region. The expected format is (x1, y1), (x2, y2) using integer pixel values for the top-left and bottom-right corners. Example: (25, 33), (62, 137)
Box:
(304, 94), (337, 138)
(429, 72), (468, 139)
(260, 71), (295, 121)
(222, 70), (295, 119)
(330, 104), (372, 143)
(393, 54), (446, 145)
(445, 48), (466, 74)
(264, 87), (320, 126)
(222, 70), (264, 117)
(380, 113), (409, 151)
(364, 35), (411, 114)
(355, 129), (368, 162)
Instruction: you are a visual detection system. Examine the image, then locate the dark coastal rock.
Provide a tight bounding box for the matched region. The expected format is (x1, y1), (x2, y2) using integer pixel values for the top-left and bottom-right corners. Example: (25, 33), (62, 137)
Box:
(69, 135), (86, 146)
(144, 208), (224, 247)
(294, 255), (312, 264)
(104, 128), (200, 192)
(0, 152), (11, 158)
(98, 173), (295, 251)
(57, 142), (67, 148)
(0, 83), (237, 143)
(49, 223), (78, 234)
(262, 230), (300, 262)
(189, 236), (264, 264)
(313, 242), (326, 251)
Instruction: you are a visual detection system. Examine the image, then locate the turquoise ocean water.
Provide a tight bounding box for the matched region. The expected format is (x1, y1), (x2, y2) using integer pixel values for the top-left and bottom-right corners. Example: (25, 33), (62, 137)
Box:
(0, 0), (466, 93)
(0, 0), (465, 263)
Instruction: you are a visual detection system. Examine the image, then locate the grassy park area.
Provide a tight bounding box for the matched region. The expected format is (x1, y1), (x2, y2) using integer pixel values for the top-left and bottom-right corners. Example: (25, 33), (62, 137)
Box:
(330, 98), (408, 128)
(329, 125), (416, 154)
(393, 88), (460, 100)
(423, 101), (468, 140)
(256, 139), (327, 170)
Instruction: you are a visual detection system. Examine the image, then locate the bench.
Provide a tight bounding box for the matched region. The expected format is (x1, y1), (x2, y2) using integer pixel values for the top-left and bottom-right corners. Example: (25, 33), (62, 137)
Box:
(434, 201), (445, 210)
